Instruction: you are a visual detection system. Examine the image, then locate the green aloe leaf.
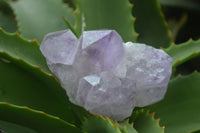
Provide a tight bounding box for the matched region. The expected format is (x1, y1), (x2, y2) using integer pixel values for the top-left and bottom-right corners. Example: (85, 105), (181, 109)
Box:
(129, 110), (164, 133)
(0, 29), (50, 73)
(0, 1), (17, 33)
(74, 0), (82, 37)
(165, 39), (200, 68)
(0, 120), (37, 133)
(0, 56), (77, 124)
(76, 0), (137, 42)
(0, 103), (82, 133)
(82, 116), (121, 133)
(8, 0), (75, 42)
(0, 29), (89, 125)
(0, 29), (78, 123)
(148, 72), (200, 133)
(131, 0), (171, 48)
(0, 12), (17, 33)
(118, 121), (138, 133)
(0, 0), (13, 15)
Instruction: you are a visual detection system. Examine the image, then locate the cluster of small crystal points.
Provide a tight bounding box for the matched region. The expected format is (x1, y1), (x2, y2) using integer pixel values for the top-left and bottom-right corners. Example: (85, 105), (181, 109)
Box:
(40, 29), (172, 121)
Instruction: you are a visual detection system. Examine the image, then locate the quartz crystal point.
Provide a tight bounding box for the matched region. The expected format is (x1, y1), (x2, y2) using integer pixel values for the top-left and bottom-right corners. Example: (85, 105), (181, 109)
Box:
(40, 29), (78, 65)
(73, 30), (124, 76)
(40, 29), (173, 121)
(40, 30), (79, 103)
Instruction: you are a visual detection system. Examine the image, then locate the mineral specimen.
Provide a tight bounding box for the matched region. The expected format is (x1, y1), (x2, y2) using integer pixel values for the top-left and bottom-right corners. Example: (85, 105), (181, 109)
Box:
(40, 29), (172, 121)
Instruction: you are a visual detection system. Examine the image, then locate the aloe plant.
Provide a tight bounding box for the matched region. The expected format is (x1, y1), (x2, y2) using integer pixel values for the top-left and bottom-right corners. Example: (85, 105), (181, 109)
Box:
(0, 0), (200, 132)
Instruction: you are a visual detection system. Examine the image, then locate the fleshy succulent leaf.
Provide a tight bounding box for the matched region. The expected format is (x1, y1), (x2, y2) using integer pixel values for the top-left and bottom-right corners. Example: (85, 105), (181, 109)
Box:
(0, 1), (17, 33)
(129, 110), (164, 133)
(131, 0), (171, 48)
(118, 121), (138, 133)
(0, 120), (36, 133)
(0, 29), (93, 126)
(75, 0), (137, 42)
(74, 0), (82, 37)
(0, 12), (17, 33)
(148, 72), (200, 133)
(62, 16), (79, 37)
(0, 103), (82, 133)
(0, 56), (78, 124)
(0, 29), (50, 73)
(0, 29), (81, 123)
(8, 0), (75, 42)
(165, 39), (200, 68)
(82, 116), (121, 133)
(0, 0), (12, 14)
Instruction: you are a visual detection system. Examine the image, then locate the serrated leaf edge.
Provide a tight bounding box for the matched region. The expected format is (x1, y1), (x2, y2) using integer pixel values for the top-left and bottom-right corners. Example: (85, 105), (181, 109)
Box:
(0, 29), (59, 84)
(165, 38), (200, 68)
(130, 109), (165, 132)
(0, 102), (81, 132)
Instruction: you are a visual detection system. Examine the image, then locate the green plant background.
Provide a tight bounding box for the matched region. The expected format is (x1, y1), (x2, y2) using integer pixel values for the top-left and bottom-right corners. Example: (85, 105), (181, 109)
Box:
(0, 0), (200, 132)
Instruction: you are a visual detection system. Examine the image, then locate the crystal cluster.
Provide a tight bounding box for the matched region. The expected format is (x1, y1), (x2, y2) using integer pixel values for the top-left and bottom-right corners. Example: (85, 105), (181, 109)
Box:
(40, 29), (173, 121)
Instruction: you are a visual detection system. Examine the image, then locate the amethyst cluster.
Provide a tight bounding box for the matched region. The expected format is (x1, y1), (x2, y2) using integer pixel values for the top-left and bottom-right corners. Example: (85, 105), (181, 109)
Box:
(40, 29), (172, 121)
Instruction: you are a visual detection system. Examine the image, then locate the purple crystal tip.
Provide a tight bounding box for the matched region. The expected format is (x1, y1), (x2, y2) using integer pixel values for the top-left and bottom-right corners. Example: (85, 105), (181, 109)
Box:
(40, 29), (173, 121)
(40, 30), (78, 65)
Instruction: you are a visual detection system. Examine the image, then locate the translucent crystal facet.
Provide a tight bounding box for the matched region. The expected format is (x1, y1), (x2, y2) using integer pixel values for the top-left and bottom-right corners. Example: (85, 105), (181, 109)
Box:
(48, 64), (79, 104)
(76, 72), (136, 121)
(73, 30), (124, 76)
(40, 29), (80, 103)
(120, 42), (173, 107)
(40, 29), (173, 121)
(40, 29), (78, 65)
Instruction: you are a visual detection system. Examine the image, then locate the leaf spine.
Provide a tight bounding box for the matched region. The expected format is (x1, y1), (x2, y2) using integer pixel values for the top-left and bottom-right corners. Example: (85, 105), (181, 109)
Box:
(113, 121), (117, 127)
